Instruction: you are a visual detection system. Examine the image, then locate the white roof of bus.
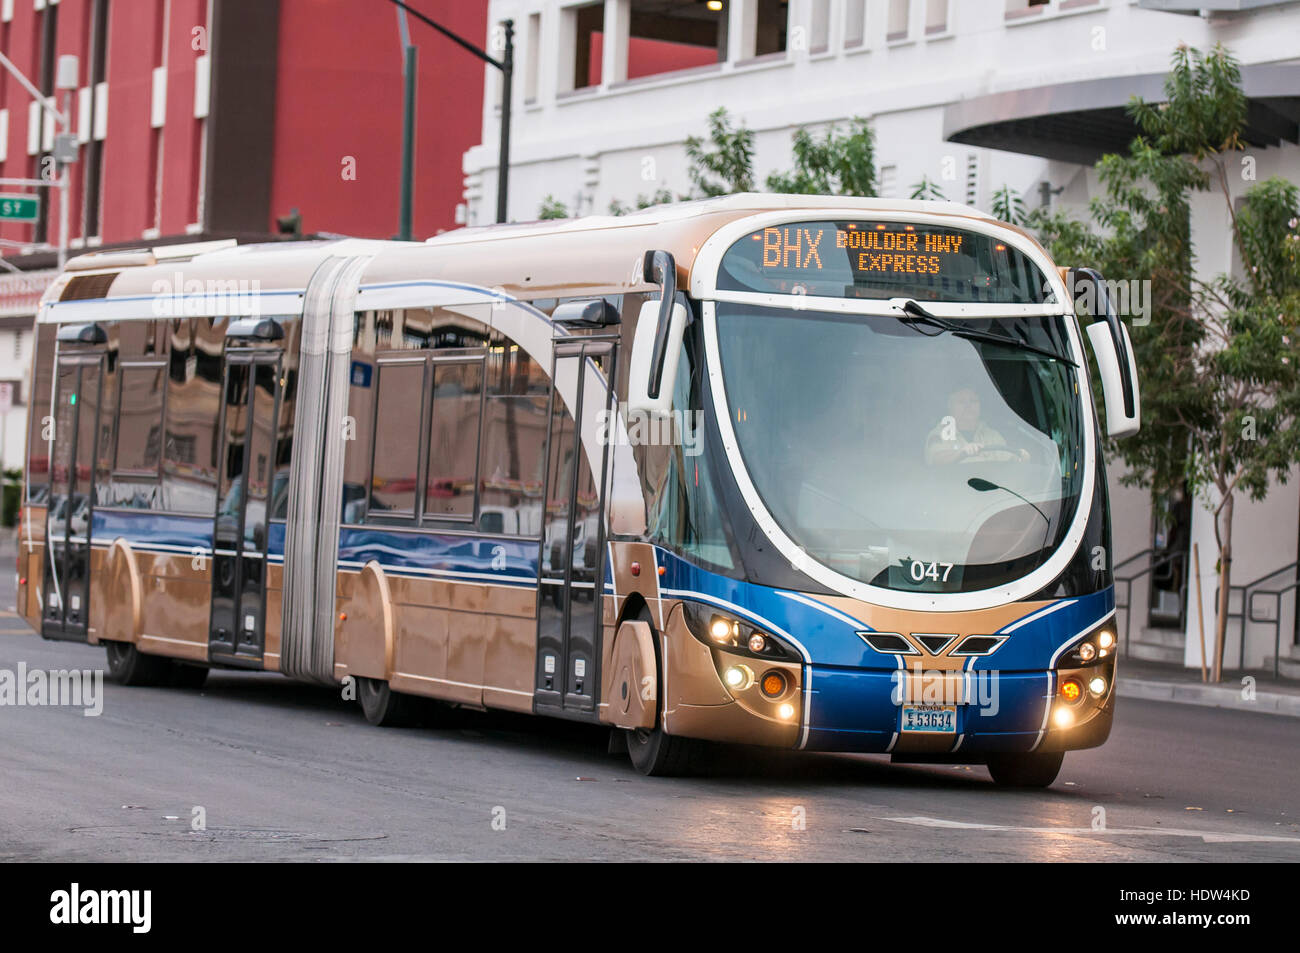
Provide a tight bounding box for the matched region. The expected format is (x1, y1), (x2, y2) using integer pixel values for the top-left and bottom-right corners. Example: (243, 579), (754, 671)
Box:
(421, 193), (998, 247)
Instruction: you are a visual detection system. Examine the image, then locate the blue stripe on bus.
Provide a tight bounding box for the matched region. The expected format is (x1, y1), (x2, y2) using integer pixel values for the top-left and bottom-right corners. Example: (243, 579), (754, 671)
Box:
(337, 526), (540, 585)
(89, 511), (543, 587)
(92, 509), (215, 553)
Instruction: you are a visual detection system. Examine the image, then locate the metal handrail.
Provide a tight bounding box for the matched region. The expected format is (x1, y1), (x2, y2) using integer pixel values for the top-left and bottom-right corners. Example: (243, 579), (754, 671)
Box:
(1247, 578), (1300, 679)
(1113, 549), (1186, 657)
(1224, 560), (1298, 671)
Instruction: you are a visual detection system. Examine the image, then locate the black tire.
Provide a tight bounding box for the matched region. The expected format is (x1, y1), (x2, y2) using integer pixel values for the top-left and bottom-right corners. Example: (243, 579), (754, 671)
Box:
(169, 663), (210, 689)
(357, 676), (424, 727)
(987, 750), (1064, 788)
(104, 641), (173, 687)
(622, 605), (700, 777)
(625, 726), (700, 777)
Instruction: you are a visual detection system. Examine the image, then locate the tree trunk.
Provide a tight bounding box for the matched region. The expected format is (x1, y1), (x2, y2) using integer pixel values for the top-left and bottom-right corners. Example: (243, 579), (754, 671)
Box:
(1212, 492), (1234, 683)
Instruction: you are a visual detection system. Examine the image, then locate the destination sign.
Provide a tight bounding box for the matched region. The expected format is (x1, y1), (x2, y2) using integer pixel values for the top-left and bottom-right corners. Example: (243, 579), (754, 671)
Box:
(718, 221), (1050, 304)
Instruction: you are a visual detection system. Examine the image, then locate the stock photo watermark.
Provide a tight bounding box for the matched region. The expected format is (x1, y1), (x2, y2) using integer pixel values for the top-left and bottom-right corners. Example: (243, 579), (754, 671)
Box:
(0, 663), (103, 717)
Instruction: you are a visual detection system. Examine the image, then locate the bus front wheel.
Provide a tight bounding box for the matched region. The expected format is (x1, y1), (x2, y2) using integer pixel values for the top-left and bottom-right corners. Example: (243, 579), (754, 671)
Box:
(625, 727), (699, 777)
(357, 677), (423, 727)
(104, 641), (173, 687)
(986, 750), (1064, 788)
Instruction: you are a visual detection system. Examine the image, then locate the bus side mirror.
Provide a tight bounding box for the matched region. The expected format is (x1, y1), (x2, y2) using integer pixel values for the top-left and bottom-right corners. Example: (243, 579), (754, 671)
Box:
(628, 250), (687, 420)
(628, 299), (687, 420)
(1073, 268), (1140, 438)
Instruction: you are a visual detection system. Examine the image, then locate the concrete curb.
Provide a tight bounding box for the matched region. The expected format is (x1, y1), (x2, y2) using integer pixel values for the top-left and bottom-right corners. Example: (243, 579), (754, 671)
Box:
(1117, 676), (1300, 718)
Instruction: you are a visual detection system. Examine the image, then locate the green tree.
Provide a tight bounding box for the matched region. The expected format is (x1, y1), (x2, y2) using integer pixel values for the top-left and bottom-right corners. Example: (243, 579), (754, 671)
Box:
(1030, 45), (1300, 679)
(608, 188), (677, 217)
(766, 118), (877, 196)
(991, 185), (1028, 225)
(909, 175), (947, 201)
(538, 195), (569, 220)
(684, 108), (755, 197)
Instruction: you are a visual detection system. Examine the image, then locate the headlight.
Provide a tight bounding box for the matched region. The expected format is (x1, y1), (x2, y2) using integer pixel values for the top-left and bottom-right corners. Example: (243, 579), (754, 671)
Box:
(680, 602), (799, 662)
(1058, 620), (1118, 668)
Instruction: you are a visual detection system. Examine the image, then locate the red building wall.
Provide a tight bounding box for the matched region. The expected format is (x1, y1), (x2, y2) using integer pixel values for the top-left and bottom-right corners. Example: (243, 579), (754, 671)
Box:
(269, 0), (487, 239)
(0, 0), (48, 251)
(0, 0), (486, 260)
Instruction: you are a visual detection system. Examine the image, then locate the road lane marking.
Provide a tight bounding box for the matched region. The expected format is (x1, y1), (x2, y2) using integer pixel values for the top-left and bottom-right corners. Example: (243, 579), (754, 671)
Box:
(878, 815), (1300, 844)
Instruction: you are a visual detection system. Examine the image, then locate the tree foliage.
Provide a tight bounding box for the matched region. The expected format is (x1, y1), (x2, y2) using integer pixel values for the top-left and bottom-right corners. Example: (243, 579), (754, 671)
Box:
(766, 119), (877, 197)
(537, 195), (570, 220)
(1029, 44), (1300, 677)
(991, 185), (1028, 226)
(909, 175), (947, 202)
(684, 108), (756, 197)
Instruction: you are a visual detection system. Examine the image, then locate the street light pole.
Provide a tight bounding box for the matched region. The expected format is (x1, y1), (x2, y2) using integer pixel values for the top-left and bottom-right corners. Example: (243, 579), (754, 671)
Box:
(399, 43), (418, 241)
(495, 20), (514, 226)
(0, 49), (74, 269)
(380, 0), (514, 225)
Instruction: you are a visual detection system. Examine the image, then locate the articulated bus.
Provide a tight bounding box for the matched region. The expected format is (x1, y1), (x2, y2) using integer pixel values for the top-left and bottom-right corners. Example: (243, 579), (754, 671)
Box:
(20, 195), (1140, 785)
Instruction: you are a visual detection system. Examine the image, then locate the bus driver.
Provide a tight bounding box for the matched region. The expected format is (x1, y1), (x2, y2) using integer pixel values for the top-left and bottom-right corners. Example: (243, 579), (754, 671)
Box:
(925, 387), (1030, 465)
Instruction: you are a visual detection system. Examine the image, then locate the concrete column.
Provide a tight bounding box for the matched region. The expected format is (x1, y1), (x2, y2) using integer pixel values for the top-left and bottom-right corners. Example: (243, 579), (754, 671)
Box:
(602, 0), (630, 87)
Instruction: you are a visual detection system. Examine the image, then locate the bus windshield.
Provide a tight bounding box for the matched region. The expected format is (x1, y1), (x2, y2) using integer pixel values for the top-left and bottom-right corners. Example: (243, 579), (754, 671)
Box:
(714, 303), (1086, 594)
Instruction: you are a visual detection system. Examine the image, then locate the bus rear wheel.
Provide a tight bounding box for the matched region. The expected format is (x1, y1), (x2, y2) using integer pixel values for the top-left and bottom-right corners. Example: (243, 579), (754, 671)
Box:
(357, 677), (422, 727)
(104, 641), (173, 687)
(625, 727), (699, 777)
(986, 750), (1064, 788)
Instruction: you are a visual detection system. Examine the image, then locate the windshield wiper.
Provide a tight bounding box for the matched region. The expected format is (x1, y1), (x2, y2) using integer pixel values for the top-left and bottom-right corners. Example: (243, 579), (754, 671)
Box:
(890, 298), (1077, 366)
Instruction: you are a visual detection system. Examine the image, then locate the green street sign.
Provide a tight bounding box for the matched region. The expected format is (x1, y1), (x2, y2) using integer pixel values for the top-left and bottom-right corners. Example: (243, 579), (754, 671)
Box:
(0, 195), (39, 222)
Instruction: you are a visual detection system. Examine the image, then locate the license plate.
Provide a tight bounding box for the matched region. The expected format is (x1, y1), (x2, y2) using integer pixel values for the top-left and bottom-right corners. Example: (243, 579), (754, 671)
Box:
(900, 705), (957, 733)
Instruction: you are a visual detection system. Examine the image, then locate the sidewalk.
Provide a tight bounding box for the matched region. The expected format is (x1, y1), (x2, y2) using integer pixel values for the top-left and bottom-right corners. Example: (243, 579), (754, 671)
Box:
(1117, 656), (1300, 718)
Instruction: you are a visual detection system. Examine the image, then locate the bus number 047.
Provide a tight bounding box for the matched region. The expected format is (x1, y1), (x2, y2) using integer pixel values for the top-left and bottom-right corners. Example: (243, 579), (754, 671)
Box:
(908, 560), (953, 583)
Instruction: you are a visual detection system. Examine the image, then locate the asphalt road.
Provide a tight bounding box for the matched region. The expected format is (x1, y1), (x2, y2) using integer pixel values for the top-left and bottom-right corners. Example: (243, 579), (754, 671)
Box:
(2, 602), (1298, 861)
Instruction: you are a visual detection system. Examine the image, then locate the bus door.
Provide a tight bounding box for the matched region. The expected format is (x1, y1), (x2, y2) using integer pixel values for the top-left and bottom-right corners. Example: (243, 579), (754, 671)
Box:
(535, 339), (616, 715)
(41, 353), (104, 642)
(209, 351), (280, 666)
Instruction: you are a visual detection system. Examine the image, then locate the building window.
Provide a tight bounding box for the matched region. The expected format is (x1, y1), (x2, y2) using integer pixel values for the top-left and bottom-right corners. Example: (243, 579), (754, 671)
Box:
(562, 1), (604, 92)
(926, 0), (949, 35)
(524, 12), (541, 103)
(807, 0), (831, 53)
(754, 0), (788, 57)
(1006, 0), (1051, 19)
(844, 0), (866, 48)
(887, 0), (911, 42)
(622, 0), (724, 82)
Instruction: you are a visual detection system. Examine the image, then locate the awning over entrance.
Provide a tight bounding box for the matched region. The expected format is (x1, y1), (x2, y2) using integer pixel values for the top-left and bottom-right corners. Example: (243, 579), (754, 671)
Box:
(0, 269), (59, 319)
(943, 63), (1300, 165)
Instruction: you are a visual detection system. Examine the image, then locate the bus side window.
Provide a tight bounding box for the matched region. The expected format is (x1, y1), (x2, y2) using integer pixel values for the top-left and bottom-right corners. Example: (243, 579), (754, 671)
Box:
(368, 360), (425, 519)
(112, 363), (165, 510)
(425, 360), (483, 521)
(161, 318), (219, 515)
(477, 339), (548, 536)
(647, 333), (734, 570)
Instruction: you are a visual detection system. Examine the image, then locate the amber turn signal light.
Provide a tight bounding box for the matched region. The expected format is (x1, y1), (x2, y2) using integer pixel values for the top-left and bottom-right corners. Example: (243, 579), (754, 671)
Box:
(1060, 677), (1083, 704)
(760, 670), (787, 698)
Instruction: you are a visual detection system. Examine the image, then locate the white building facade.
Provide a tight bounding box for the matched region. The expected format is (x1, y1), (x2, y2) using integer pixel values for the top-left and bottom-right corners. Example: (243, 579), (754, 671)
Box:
(463, 0), (1300, 676)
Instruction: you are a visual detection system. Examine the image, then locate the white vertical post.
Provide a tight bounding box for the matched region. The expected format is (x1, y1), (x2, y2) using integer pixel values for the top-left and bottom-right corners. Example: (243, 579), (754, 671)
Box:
(729, 0), (758, 63)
